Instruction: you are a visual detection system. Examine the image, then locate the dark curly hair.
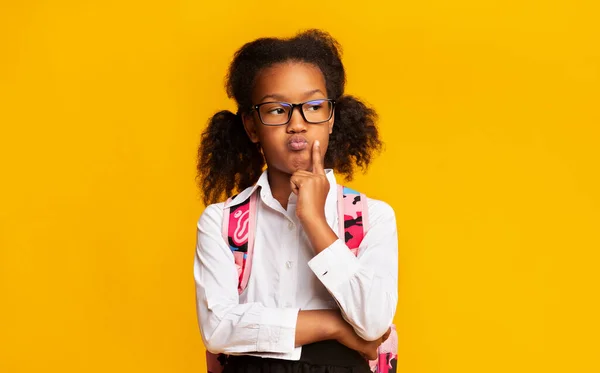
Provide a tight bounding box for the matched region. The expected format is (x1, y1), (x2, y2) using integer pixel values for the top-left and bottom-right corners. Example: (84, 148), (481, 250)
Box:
(197, 29), (383, 205)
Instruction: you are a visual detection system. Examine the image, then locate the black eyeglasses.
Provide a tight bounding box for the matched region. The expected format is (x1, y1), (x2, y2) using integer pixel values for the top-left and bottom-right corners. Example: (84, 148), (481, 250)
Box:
(250, 99), (335, 126)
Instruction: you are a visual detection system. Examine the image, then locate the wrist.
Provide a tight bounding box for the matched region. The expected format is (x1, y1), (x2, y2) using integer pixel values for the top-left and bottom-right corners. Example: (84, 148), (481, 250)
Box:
(299, 212), (327, 229)
(302, 218), (338, 254)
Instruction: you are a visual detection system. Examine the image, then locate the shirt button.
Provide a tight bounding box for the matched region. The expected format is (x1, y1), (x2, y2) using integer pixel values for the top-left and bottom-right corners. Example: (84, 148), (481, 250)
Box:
(288, 221), (294, 230)
(285, 261), (293, 269)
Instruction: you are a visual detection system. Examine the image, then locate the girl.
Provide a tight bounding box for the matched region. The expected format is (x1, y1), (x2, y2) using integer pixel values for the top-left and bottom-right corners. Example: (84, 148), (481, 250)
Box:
(194, 30), (398, 373)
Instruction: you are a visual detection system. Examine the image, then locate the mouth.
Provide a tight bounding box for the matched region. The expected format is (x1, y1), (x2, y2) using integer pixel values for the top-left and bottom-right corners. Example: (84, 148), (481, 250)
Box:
(287, 135), (308, 151)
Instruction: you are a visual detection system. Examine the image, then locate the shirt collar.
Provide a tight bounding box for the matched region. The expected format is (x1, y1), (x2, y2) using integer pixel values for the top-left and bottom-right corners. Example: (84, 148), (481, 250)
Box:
(224, 169), (339, 223)
(223, 179), (261, 209)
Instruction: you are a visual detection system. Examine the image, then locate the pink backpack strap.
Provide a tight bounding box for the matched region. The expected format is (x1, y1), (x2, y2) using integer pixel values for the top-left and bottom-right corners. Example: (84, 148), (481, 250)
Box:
(337, 184), (369, 255)
(221, 192), (258, 294)
(207, 193), (259, 373)
(337, 185), (398, 373)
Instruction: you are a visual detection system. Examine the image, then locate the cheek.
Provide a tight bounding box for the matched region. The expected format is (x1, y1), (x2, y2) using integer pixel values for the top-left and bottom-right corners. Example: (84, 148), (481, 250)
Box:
(257, 129), (285, 156)
(320, 127), (331, 145)
(322, 142), (330, 157)
(319, 135), (331, 158)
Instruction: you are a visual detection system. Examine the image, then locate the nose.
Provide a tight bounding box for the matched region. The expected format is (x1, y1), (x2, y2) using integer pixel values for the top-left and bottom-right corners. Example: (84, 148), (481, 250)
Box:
(286, 106), (307, 133)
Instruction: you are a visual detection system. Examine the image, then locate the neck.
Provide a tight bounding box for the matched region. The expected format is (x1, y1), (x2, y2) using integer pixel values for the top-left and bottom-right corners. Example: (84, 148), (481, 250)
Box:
(267, 167), (293, 210)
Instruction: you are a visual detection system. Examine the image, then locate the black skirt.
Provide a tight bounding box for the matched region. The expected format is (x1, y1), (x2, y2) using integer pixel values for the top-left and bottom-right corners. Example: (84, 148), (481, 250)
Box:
(223, 340), (371, 373)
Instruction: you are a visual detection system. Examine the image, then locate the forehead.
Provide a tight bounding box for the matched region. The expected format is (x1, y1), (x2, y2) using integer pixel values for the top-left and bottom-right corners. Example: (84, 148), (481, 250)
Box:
(252, 62), (327, 102)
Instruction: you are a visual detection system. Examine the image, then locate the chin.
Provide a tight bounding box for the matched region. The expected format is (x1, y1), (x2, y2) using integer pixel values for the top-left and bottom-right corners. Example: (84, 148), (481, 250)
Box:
(289, 156), (311, 172)
(268, 153), (311, 175)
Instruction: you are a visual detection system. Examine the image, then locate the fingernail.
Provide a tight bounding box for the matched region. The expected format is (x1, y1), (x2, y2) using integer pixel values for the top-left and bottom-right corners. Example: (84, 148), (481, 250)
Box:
(315, 140), (320, 147)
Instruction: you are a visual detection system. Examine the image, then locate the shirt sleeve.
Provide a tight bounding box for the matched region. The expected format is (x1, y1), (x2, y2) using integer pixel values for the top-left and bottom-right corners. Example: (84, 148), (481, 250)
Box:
(194, 204), (299, 354)
(307, 199), (398, 341)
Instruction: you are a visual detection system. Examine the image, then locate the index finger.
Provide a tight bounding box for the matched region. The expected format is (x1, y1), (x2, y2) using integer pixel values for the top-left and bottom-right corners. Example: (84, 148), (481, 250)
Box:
(312, 140), (325, 175)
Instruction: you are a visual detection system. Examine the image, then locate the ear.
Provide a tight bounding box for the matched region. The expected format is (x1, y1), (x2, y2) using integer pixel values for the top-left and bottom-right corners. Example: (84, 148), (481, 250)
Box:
(242, 112), (260, 143)
(328, 112), (335, 134)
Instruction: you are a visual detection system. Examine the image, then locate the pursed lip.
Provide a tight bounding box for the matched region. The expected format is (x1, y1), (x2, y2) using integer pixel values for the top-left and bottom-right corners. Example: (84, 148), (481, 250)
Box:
(287, 134), (308, 151)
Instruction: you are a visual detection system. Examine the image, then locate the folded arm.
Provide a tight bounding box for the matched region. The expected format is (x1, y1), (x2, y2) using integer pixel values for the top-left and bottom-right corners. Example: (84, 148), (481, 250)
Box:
(195, 204), (356, 354)
(305, 199), (399, 341)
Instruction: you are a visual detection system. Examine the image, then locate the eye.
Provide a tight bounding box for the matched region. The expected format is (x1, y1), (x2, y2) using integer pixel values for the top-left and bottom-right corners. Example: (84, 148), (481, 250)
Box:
(260, 103), (289, 116)
(267, 107), (286, 115)
(305, 100), (326, 112)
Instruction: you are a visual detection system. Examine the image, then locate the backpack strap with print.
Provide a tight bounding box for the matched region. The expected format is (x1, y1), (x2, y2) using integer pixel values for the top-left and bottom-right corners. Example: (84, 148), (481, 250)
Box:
(337, 185), (370, 253)
(221, 192), (258, 294)
(205, 185), (397, 373)
(337, 186), (398, 373)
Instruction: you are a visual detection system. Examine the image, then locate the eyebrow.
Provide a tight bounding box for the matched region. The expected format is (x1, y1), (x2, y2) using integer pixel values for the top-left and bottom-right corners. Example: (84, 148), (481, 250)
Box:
(258, 89), (326, 103)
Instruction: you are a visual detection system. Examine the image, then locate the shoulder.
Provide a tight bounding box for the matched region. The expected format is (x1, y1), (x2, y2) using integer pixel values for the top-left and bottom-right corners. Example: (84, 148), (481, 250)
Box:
(197, 202), (226, 231)
(365, 196), (396, 226)
(197, 184), (257, 230)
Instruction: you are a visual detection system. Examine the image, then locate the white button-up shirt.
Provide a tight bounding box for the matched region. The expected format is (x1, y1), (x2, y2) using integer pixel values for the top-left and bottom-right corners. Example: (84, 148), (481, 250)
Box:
(194, 169), (398, 361)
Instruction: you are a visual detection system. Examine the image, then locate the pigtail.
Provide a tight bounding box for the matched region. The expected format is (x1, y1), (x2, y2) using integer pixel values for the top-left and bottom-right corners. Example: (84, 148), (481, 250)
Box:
(326, 95), (383, 179)
(197, 110), (264, 205)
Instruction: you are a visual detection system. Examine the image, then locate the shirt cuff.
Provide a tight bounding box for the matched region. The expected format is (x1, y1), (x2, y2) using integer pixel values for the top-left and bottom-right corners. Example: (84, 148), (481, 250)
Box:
(256, 307), (299, 353)
(308, 239), (360, 292)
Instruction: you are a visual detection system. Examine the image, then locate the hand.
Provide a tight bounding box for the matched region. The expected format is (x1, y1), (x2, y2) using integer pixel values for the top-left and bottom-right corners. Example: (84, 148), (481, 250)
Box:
(360, 328), (392, 359)
(290, 140), (329, 223)
(333, 316), (392, 361)
(294, 310), (390, 357)
(355, 328), (392, 361)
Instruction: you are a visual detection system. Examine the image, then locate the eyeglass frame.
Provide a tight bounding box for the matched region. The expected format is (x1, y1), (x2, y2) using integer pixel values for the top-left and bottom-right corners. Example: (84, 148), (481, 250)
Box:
(249, 99), (336, 126)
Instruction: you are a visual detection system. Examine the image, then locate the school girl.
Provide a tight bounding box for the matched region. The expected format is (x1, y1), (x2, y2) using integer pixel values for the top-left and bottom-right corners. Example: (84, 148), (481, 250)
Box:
(194, 29), (398, 373)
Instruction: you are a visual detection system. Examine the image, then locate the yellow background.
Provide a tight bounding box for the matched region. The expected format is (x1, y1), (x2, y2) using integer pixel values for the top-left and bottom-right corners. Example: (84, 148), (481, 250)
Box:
(1, 1), (599, 372)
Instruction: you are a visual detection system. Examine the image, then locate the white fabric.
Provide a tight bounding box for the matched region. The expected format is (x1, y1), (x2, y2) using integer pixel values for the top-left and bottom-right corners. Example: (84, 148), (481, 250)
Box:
(194, 169), (398, 360)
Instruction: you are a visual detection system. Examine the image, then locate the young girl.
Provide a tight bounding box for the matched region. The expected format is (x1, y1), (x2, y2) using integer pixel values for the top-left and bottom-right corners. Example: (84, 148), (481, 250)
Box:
(194, 30), (398, 373)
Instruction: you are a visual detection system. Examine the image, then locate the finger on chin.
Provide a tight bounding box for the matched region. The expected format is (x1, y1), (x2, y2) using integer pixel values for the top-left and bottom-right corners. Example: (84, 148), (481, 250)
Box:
(311, 140), (325, 175)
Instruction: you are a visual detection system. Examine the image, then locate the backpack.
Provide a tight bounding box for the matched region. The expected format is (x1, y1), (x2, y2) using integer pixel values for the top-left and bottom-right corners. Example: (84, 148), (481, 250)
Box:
(206, 185), (398, 373)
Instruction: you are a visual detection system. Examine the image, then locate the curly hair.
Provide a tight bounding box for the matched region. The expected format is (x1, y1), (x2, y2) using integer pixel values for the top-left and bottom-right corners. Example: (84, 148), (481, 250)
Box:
(197, 29), (383, 205)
